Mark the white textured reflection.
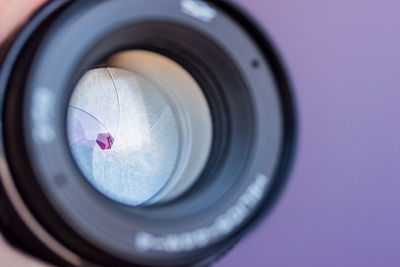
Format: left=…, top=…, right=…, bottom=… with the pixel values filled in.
left=67, top=68, right=179, bottom=206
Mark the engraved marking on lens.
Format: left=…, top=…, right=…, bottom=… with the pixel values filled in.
left=31, top=87, right=56, bottom=143
left=181, top=0, right=217, bottom=22
left=135, top=173, right=270, bottom=252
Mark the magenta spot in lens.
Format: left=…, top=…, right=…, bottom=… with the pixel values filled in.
left=96, top=133, right=114, bottom=150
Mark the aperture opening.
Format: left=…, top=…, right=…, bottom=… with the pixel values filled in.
left=67, top=50, right=213, bottom=206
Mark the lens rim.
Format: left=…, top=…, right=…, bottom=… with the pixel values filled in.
left=0, top=0, right=297, bottom=266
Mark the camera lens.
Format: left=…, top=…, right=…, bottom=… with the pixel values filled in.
left=67, top=51, right=213, bottom=206
left=0, top=0, right=296, bottom=266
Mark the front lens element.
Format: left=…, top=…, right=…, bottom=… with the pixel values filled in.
left=67, top=51, right=213, bottom=206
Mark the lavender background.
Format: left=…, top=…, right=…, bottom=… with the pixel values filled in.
left=218, top=0, right=400, bottom=266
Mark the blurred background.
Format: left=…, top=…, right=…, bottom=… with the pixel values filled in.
left=1, top=0, right=399, bottom=266
left=218, top=0, right=400, bottom=266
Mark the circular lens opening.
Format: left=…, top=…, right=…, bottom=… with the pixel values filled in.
left=67, top=50, right=213, bottom=206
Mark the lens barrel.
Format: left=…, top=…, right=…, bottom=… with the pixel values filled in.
left=0, top=0, right=296, bottom=266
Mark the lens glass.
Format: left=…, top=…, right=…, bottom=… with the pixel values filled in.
left=67, top=51, right=212, bottom=206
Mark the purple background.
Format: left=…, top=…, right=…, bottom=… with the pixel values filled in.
left=218, top=0, right=400, bottom=266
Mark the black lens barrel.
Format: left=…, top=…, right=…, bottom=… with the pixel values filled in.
left=0, top=1, right=296, bottom=266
